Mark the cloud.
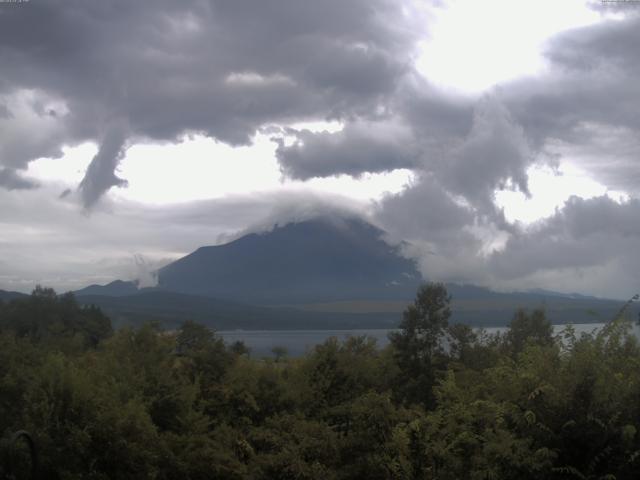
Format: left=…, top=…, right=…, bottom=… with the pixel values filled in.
left=373, top=10, right=640, bottom=295
left=397, top=74, right=475, bottom=137
left=1, top=0, right=639, bottom=300
left=438, top=96, right=532, bottom=222
left=375, top=174, right=475, bottom=247
left=275, top=120, right=420, bottom=179
left=275, top=89, right=534, bottom=232
left=0, top=104, right=12, bottom=119
left=0, top=168, right=39, bottom=190
left=487, top=195, right=640, bottom=297
left=0, top=89, right=70, bottom=170
left=78, top=124, right=129, bottom=208
left=132, top=254, right=159, bottom=288
left=0, top=0, right=423, bottom=204
left=373, top=172, right=503, bottom=287
left=541, top=122, right=640, bottom=194
left=0, top=183, right=370, bottom=292
left=504, top=12, right=640, bottom=193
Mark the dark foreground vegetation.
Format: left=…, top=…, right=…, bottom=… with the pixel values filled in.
left=1, top=285, right=639, bottom=479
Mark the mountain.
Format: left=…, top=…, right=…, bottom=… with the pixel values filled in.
left=524, top=288, right=600, bottom=300
left=75, top=280, right=142, bottom=297
left=284, top=283, right=640, bottom=327
left=0, top=289, right=29, bottom=302
left=71, top=216, right=640, bottom=329
left=157, top=216, right=421, bottom=304
left=77, top=291, right=398, bottom=331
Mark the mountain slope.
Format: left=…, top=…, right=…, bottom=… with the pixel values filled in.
left=75, top=280, right=141, bottom=297
left=78, top=291, right=398, bottom=330
left=0, top=289, right=29, bottom=302
left=157, top=216, right=421, bottom=304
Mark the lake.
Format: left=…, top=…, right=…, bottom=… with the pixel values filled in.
left=218, top=322, right=640, bottom=358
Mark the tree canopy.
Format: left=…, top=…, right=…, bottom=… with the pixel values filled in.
left=1, top=284, right=639, bottom=479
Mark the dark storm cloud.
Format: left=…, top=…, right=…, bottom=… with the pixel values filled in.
left=2, top=0, right=640, bottom=297
left=351, top=93, right=531, bottom=249
left=0, top=104, right=12, bottom=119
left=504, top=12, right=640, bottom=193
left=546, top=10, right=640, bottom=73
left=0, top=90, right=70, bottom=171
left=437, top=97, right=532, bottom=223
left=374, top=174, right=476, bottom=249
left=398, top=77, right=474, bottom=139
left=277, top=86, right=533, bottom=233
left=79, top=124, right=129, bottom=208
left=0, top=0, right=530, bottom=219
left=0, top=0, right=418, bottom=206
left=274, top=75, right=477, bottom=181
left=275, top=121, right=421, bottom=179
left=489, top=195, right=640, bottom=280
left=0, top=168, right=38, bottom=190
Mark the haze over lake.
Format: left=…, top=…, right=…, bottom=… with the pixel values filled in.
left=218, top=322, right=640, bottom=357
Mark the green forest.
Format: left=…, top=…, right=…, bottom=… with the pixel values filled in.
left=1, top=284, right=640, bottom=479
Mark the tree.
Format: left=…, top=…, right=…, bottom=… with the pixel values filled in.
left=505, top=308, right=554, bottom=355
left=0, top=287, right=112, bottom=349
left=229, top=340, right=250, bottom=357
left=389, top=282, right=451, bottom=408
left=175, top=320, right=232, bottom=386
left=176, top=320, right=216, bottom=355
left=447, top=323, right=476, bottom=363
left=271, top=346, right=288, bottom=362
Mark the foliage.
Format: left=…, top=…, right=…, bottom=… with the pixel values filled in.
left=0, top=285, right=639, bottom=479
left=0, top=286, right=112, bottom=351
left=506, top=308, right=555, bottom=355
left=389, top=282, right=451, bottom=408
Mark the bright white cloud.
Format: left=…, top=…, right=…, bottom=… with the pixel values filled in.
left=27, top=132, right=414, bottom=206
left=495, top=162, right=629, bottom=224
left=416, top=0, right=601, bottom=94
left=27, top=143, right=96, bottom=186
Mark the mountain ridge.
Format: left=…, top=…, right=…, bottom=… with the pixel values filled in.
left=156, top=216, right=421, bottom=304
left=0, top=289, right=29, bottom=302
left=66, top=216, right=639, bottom=329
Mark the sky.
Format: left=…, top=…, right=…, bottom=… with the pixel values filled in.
left=0, top=0, right=639, bottom=299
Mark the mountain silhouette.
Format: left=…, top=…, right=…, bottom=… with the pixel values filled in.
left=0, top=289, right=28, bottom=302
left=74, top=279, right=142, bottom=297
left=157, top=216, right=422, bottom=304
left=69, top=216, right=639, bottom=329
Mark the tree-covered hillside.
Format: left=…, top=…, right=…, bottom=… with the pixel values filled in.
left=0, top=285, right=639, bottom=479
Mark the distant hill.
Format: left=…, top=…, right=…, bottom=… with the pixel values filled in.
left=76, top=286, right=639, bottom=330
left=0, top=289, right=28, bottom=302
left=283, top=283, right=640, bottom=327
left=524, top=288, right=600, bottom=301
left=77, top=291, right=398, bottom=330
left=75, top=280, right=142, bottom=297
left=157, top=216, right=421, bottom=304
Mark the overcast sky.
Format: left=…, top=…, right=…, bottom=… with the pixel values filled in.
left=1, top=0, right=639, bottom=299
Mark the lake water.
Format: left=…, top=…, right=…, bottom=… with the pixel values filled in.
left=218, top=322, right=640, bottom=358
